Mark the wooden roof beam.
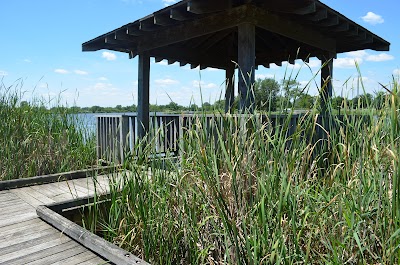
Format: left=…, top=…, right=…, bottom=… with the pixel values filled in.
left=154, top=12, right=175, bottom=26
left=318, top=15, right=339, bottom=27
left=198, top=30, right=233, bottom=51
left=140, top=16, right=161, bottom=31
left=170, top=8, right=194, bottom=21
left=252, top=6, right=336, bottom=53
left=137, top=5, right=336, bottom=54
left=137, top=5, right=251, bottom=53
left=187, top=0, right=232, bottom=14
left=331, top=22, right=349, bottom=32
left=126, top=24, right=144, bottom=36
left=290, top=2, right=316, bottom=15
left=114, top=30, right=137, bottom=41
left=306, top=9, right=328, bottom=22
left=168, top=59, right=177, bottom=65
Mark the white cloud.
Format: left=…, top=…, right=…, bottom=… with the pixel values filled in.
left=162, top=0, right=177, bottom=6
left=74, top=70, right=89, bottom=75
left=86, top=83, right=118, bottom=94
left=102, top=51, right=117, bottom=61
left=192, top=80, right=218, bottom=89
left=154, top=78, right=180, bottom=87
left=206, top=68, right=220, bottom=72
left=54, top=69, right=69, bottom=74
left=393, top=69, right=400, bottom=76
left=334, top=57, right=363, bottom=68
left=99, top=77, right=108, bottom=81
left=361, top=12, right=384, bottom=25
left=0, top=70, right=8, bottom=76
left=347, top=50, right=369, bottom=58
left=333, top=51, right=394, bottom=68
left=366, top=53, right=394, bottom=62
left=305, top=59, right=321, bottom=68
left=255, top=73, right=275, bottom=80
left=24, top=59, right=32, bottom=63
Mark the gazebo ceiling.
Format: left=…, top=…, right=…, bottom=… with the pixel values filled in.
left=82, top=0, right=390, bottom=70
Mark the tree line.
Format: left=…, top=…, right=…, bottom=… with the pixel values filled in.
left=59, top=78, right=389, bottom=113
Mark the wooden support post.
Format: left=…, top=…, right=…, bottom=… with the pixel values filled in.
left=238, top=23, right=256, bottom=113
left=320, top=52, right=335, bottom=114
left=138, top=53, right=150, bottom=140
left=225, top=66, right=235, bottom=113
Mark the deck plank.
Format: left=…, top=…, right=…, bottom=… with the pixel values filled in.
left=79, top=256, right=112, bottom=265
left=10, top=188, right=45, bottom=207
left=30, top=183, right=65, bottom=198
left=53, top=181, right=89, bottom=198
left=0, top=212, right=37, bottom=228
left=51, top=250, right=99, bottom=265
left=0, top=218, right=45, bottom=238
left=13, top=186, right=56, bottom=205
left=0, top=174, right=112, bottom=264
left=5, top=240, right=79, bottom=265
left=0, top=234, right=71, bottom=264
left=0, top=227, right=56, bottom=249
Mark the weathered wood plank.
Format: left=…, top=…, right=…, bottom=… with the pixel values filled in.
left=51, top=251, right=99, bottom=265
left=37, top=205, right=149, bottom=265
left=0, top=202, right=34, bottom=216
left=51, top=181, right=88, bottom=198
left=0, top=218, right=44, bottom=238
left=79, top=256, right=112, bottom=265
left=30, top=183, right=65, bottom=198
left=10, top=188, right=46, bottom=207
left=0, top=191, right=19, bottom=202
left=5, top=240, right=79, bottom=265
left=0, top=227, right=55, bottom=249
left=0, top=233, right=71, bottom=264
left=0, top=198, right=26, bottom=209
left=0, top=227, right=57, bottom=251
left=0, top=212, right=37, bottom=228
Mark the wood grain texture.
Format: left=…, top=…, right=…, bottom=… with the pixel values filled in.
left=0, top=175, right=112, bottom=264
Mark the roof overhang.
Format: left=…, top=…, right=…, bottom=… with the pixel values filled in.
left=83, top=0, right=390, bottom=69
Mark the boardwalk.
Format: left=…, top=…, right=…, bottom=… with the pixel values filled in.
left=0, top=175, right=111, bottom=264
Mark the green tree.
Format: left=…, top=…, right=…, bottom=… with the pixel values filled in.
left=374, top=91, right=387, bottom=110
left=331, top=96, right=345, bottom=110
left=254, top=78, right=280, bottom=111
left=281, top=79, right=301, bottom=108
left=294, top=94, right=315, bottom=109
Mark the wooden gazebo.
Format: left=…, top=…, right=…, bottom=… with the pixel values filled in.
left=83, top=0, right=390, bottom=138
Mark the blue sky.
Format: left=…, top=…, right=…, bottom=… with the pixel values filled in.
left=1, top=0, right=399, bottom=107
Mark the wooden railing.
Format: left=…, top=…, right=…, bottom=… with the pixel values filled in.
left=96, top=114, right=181, bottom=163
left=96, top=113, right=351, bottom=164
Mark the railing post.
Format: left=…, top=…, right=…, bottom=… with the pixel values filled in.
left=119, top=115, right=130, bottom=164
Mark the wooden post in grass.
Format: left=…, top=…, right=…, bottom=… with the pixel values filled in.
left=238, top=23, right=256, bottom=113
left=137, top=53, right=150, bottom=140
left=320, top=52, right=335, bottom=114
left=225, top=65, right=235, bottom=113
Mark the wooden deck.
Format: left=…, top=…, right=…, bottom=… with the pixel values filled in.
left=0, top=175, right=112, bottom=264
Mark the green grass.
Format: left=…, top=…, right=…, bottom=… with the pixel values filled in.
left=86, top=76, right=400, bottom=264
left=0, top=79, right=96, bottom=181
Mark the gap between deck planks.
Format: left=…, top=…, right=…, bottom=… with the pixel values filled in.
left=0, top=174, right=112, bottom=264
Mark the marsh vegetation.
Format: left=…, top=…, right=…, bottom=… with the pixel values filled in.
left=0, top=79, right=96, bottom=181
left=84, top=75, right=400, bottom=264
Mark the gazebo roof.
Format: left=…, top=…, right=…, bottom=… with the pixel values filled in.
left=82, top=0, right=390, bottom=70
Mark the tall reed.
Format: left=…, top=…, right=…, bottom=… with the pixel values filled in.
left=0, top=79, right=96, bottom=180
left=88, top=76, right=399, bottom=264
